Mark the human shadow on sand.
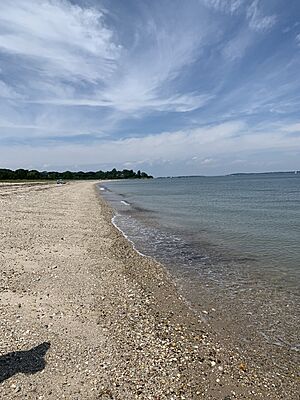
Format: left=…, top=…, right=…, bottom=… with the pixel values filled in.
left=0, top=342, right=50, bottom=383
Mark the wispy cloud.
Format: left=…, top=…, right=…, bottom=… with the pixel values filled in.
left=281, top=123, right=300, bottom=133
left=246, top=0, right=277, bottom=32
left=202, top=0, right=246, bottom=15
left=203, top=0, right=277, bottom=32
left=32, top=92, right=214, bottom=113
left=0, top=0, right=214, bottom=114
left=0, top=0, right=120, bottom=81
left=0, top=80, right=23, bottom=99
left=222, top=29, right=254, bottom=61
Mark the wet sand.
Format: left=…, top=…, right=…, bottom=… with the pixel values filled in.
left=0, top=181, right=298, bottom=399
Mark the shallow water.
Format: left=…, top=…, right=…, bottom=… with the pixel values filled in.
left=99, top=173, right=300, bottom=371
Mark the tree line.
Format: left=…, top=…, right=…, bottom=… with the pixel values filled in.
left=0, top=168, right=153, bottom=181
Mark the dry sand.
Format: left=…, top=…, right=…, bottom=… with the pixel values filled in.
left=0, top=181, right=297, bottom=399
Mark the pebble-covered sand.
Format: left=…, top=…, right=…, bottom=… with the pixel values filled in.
left=0, top=181, right=298, bottom=399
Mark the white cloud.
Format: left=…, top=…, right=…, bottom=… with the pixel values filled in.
left=203, top=0, right=277, bottom=32
left=296, top=33, right=300, bottom=46
left=0, top=0, right=120, bottom=82
left=78, top=5, right=215, bottom=113
left=0, top=0, right=214, bottom=114
left=222, top=29, right=254, bottom=60
left=1, top=120, right=300, bottom=175
left=32, top=92, right=214, bottom=113
left=200, top=158, right=214, bottom=164
left=204, top=0, right=277, bottom=65
left=246, top=0, right=276, bottom=32
left=281, top=123, right=300, bottom=133
left=1, top=120, right=300, bottom=172
left=0, top=80, right=23, bottom=99
left=202, top=0, right=245, bottom=14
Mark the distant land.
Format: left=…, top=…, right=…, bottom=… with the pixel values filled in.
left=157, top=171, right=299, bottom=179
left=229, top=171, right=299, bottom=176
left=0, top=168, right=153, bottom=181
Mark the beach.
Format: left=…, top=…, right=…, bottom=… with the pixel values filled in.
left=0, top=181, right=298, bottom=399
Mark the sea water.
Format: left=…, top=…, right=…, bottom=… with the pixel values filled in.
left=99, top=173, right=300, bottom=370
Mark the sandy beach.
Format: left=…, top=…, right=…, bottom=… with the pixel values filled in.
left=0, top=181, right=297, bottom=399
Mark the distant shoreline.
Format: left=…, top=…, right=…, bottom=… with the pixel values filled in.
left=157, top=170, right=300, bottom=178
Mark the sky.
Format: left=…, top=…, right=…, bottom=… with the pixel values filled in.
left=0, top=0, right=300, bottom=176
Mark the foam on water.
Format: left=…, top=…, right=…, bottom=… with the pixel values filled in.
left=111, top=214, right=146, bottom=257
left=120, top=200, right=130, bottom=206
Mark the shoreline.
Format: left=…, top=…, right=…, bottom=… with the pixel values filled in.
left=111, top=214, right=146, bottom=258
left=0, top=181, right=297, bottom=399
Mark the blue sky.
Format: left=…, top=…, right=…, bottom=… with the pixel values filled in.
left=0, top=0, right=299, bottom=176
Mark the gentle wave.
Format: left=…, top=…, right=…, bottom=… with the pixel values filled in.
left=120, top=200, right=130, bottom=206
left=111, top=214, right=146, bottom=257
